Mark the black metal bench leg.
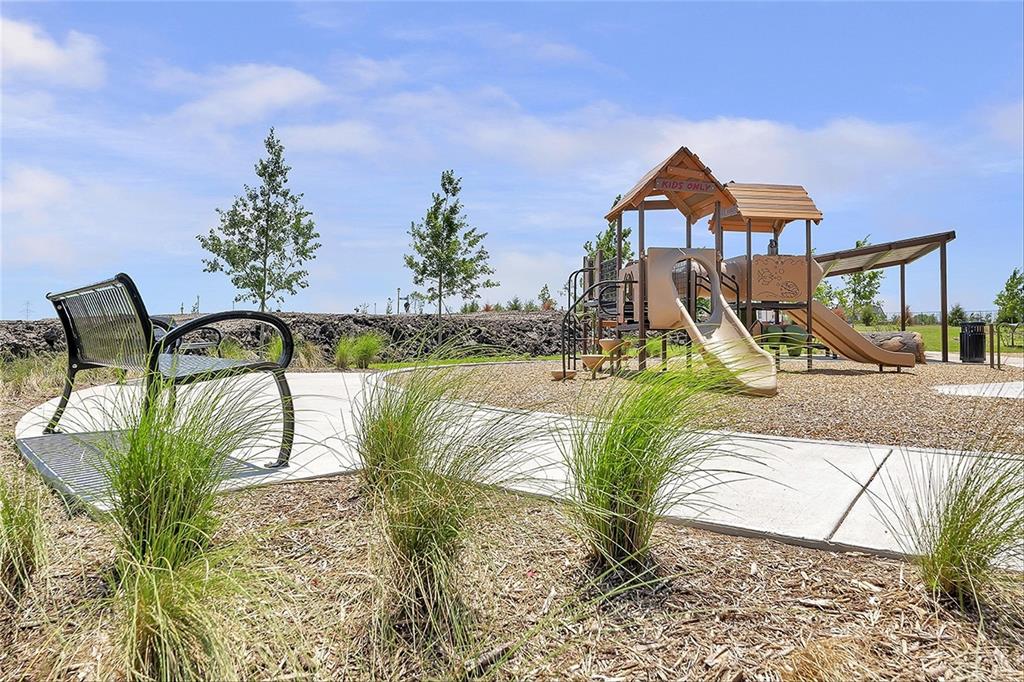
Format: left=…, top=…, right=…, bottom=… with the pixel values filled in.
left=44, top=369, right=77, bottom=434
left=266, top=368, right=294, bottom=468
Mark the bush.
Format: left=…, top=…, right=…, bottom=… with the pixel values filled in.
left=560, top=366, right=742, bottom=576
left=334, top=336, right=356, bottom=369
left=95, top=371, right=282, bottom=678
left=353, top=332, right=385, bottom=369
left=867, top=447, right=1024, bottom=610
left=355, top=364, right=536, bottom=648
left=0, top=471, right=46, bottom=601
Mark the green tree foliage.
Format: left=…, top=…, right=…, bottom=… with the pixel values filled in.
left=584, top=194, right=634, bottom=263
left=814, top=279, right=841, bottom=308
left=948, top=303, right=967, bottom=326
left=404, top=170, right=498, bottom=323
left=839, top=236, right=884, bottom=317
left=994, top=268, right=1024, bottom=323
left=538, top=284, right=556, bottom=310
left=198, top=128, right=320, bottom=311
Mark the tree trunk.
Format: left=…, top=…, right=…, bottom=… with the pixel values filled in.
left=437, top=272, right=443, bottom=347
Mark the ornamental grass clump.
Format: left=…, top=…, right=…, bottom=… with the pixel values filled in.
left=92, top=371, right=283, bottom=679
left=334, top=336, right=356, bottom=369
left=868, top=446, right=1024, bottom=611
left=0, top=471, right=46, bottom=602
left=354, top=362, right=538, bottom=653
left=560, top=365, right=743, bottom=576
left=353, top=332, right=385, bottom=369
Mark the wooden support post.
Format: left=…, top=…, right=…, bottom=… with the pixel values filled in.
left=638, top=205, right=647, bottom=370
left=805, top=219, right=813, bottom=370
left=746, top=217, right=753, bottom=329
left=686, top=215, right=694, bottom=317
left=940, top=241, right=948, bottom=362
left=899, top=263, right=906, bottom=331
left=661, top=335, right=668, bottom=371
left=615, top=216, right=623, bottom=343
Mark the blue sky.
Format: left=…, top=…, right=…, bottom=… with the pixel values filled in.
left=2, top=1, right=1022, bottom=319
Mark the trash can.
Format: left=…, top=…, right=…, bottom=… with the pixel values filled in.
left=959, top=322, right=986, bottom=363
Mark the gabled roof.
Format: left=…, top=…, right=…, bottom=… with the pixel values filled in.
left=814, top=231, right=956, bottom=277
left=605, top=146, right=736, bottom=222
left=709, top=182, right=823, bottom=234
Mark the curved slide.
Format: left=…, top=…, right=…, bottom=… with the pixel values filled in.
left=647, top=248, right=777, bottom=396
left=788, top=301, right=915, bottom=368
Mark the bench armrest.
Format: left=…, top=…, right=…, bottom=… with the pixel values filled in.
left=158, top=311, right=293, bottom=369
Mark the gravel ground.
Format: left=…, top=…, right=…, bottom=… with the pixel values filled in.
left=434, top=358, right=1024, bottom=454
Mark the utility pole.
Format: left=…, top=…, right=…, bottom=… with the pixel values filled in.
left=22, top=300, right=32, bottom=319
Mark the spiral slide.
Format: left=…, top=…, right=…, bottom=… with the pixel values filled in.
left=646, top=248, right=778, bottom=396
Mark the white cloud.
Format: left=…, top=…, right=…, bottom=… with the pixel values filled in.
left=334, top=55, right=408, bottom=88
left=162, top=64, right=328, bottom=129
left=1, top=165, right=72, bottom=219
left=392, top=23, right=595, bottom=66
left=0, top=17, right=105, bottom=88
left=982, top=99, right=1024, bottom=151
left=485, top=249, right=579, bottom=305
left=279, top=119, right=385, bottom=155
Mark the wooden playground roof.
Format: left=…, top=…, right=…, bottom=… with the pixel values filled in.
left=815, top=230, right=956, bottom=277
left=710, top=182, right=823, bottom=234
left=605, top=146, right=735, bottom=223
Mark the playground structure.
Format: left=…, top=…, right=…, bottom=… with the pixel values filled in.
left=559, top=146, right=957, bottom=394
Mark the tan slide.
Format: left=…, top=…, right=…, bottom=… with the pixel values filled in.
left=788, top=301, right=915, bottom=369
left=647, top=248, right=777, bottom=396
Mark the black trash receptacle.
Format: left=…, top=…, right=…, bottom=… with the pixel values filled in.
left=959, top=322, right=986, bottom=363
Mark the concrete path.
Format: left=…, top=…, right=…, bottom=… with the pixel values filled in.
left=924, top=350, right=1024, bottom=367
left=933, top=381, right=1024, bottom=399
left=14, top=369, right=1022, bottom=560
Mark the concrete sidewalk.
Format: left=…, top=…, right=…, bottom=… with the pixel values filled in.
left=14, top=370, right=1022, bottom=560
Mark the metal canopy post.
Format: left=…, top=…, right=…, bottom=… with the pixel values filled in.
left=686, top=216, right=693, bottom=316
left=615, top=215, right=623, bottom=342
left=899, top=263, right=906, bottom=331
left=805, top=219, right=813, bottom=370
left=638, top=205, right=647, bottom=370
left=746, top=217, right=753, bottom=328
left=940, top=241, right=948, bottom=362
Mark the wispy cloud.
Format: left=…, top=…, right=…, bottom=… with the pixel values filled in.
left=279, top=119, right=386, bottom=155
left=1, top=16, right=106, bottom=88
left=156, top=64, right=329, bottom=129
left=391, top=22, right=598, bottom=67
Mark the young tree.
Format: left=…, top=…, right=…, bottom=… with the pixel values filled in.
left=404, top=170, right=498, bottom=332
left=198, top=128, right=320, bottom=311
left=949, top=303, right=967, bottom=326
left=994, top=267, right=1024, bottom=324
left=584, top=195, right=634, bottom=263
left=538, top=284, right=556, bottom=311
left=840, top=236, right=884, bottom=317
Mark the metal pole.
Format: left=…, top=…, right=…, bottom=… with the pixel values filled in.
left=899, top=264, right=906, bottom=331
left=686, top=215, right=694, bottom=317
left=746, top=217, right=753, bottom=328
left=805, top=219, right=813, bottom=370
left=638, top=205, right=647, bottom=370
left=940, top=241, right=948, bottom=362
left=615, top=216, right=623, bottom=272
left=397, top=287, right=401, bottom=314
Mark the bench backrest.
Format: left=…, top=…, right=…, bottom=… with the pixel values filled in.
left=47, top=274, right=155, bottom=371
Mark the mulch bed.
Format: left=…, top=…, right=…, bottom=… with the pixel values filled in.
left=432, top=359, right=1024, bottom=455
left=2, top=368, right=1023, bottom=680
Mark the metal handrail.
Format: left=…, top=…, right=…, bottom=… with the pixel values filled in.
left=560, top=279, right=628, bottom=380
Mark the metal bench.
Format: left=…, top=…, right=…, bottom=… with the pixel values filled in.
left=43, top=273, right=295, bottom=468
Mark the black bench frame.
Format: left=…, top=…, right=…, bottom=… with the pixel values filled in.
left=44, top=273, right=295, bottom=468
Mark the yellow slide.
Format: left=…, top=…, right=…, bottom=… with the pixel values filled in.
left=788, top=301, right=915, bottom=369
left=647, top=248, right=778, bottom=396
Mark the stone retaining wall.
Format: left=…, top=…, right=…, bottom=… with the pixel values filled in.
left=0, top=312, right=566, bottom=360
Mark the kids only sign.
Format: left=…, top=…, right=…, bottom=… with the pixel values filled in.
left=653, top=177, right=715, bottom=194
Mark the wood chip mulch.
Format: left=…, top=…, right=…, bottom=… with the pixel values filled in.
left=437, top=359, right=1024, bottom=455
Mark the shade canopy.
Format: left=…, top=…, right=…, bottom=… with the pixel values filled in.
left=605, top=146, right=735, bottom=223
left=708, top=182, right=822, bottom=234
left=814, top=231, right=956, bottom=277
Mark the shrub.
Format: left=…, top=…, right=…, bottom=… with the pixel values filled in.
left=353, top=332, right=385, bottom=369
left=560, top=366, right=742, bottom=576
left=867, top=447, right=1024, bottom=610
left=355, top=364, right=535, bottom=648
left=949, top=303, right=967, bottom=327
left=334, top=336, right=356, bottom=369
left=90, top=371, right=282, bottom=679
left=218, top=337, right=251, bottom=360
left=0, top=471, right=46, bottom=601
